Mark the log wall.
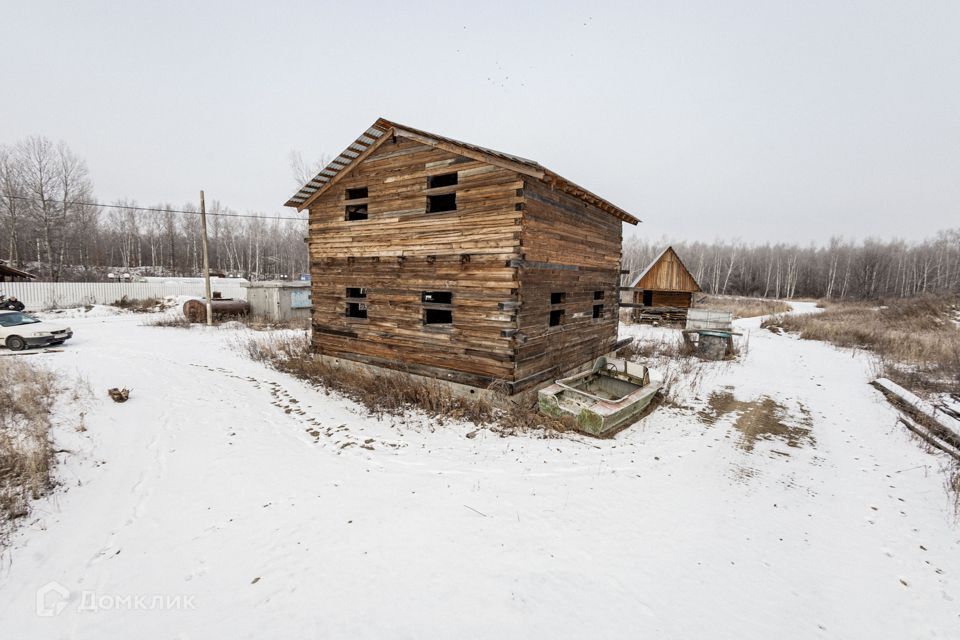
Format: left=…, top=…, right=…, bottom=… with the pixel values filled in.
left=307, top=136, right=520, bottom=387
left=306, top=136, right=626, bottom=393
left=513, top=179, right=623, bottom=391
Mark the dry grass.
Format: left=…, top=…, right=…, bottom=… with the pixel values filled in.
left=698, top=295, right=792, bottom=319
left=236, top=315, right=310, bottom=332
left=110, top=296, right=167, bottom=313
left=148, top=315, right=194, bottom=328
left=240, top=333, right=576, bottom=436
left=0, top=358, right=62, bottom=539
left=618, top=332, right=693, bottom=360
left=616, top=333, right=718, bottom=405
left=767, top=296, right=960, bottom=512
left=764, top=295, right=960, bottom=395
left=148, top=313, right=309, bottom=331
left=949, top=468, right=960, bottom=516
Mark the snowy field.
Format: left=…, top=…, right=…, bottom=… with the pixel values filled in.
left=1, top=303, right=958, bottom=639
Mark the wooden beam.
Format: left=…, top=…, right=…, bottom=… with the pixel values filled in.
left=509, top=258, right=581, bottom=271
left=392, top=127, right=546, bottom=181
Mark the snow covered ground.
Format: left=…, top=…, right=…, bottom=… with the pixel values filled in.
left=1, top=303, right=957, bottom=639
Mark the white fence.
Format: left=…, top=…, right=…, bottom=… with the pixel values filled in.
left=1, top=281, right=247, bottom=310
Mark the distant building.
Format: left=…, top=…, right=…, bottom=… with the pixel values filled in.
left=627, top=247, right=701, bottom=325
left=0, top=261, right=36, bottom=283
left=287, top=117, right=640, bottom=394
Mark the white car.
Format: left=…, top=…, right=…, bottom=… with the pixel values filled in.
left=0, top=310, right=73, bottom=351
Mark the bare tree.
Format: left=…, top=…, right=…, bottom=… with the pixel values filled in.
left=288, top=150, right=330, bottom=188
left=0, top=145, right=25, bottom=264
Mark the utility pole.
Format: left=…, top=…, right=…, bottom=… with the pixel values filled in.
left=199, top=190, right=213, bottom=326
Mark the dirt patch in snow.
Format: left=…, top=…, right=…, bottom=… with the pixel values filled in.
left=700, top=391, right=815, bottom=453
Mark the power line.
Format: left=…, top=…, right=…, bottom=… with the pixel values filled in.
left=3, top=194, right=306, bottom=222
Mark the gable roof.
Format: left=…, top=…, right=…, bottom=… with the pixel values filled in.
left=0, top=261, right=36, bottom=280
left=284, top=117, right=640, bottom=225
left=630, top=246, right=701, bottom=292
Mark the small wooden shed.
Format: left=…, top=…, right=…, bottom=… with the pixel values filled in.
left=0, top=261, right=36, bottom=283
left=626, top=247, right=701, bottom=325
left=286, top=117, right=640, bottom=395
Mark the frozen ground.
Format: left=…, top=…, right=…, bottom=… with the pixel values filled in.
left=0, top=303, right=957, bottom=639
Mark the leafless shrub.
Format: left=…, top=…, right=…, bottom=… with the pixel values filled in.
left=949, top=467, right=960, bottom=517
left=240, top=333, right=575, bottom=436
left=110, top=296, right=165, bottom=313
left=233, top=315, right=310, bottom=332
left=617, top=333, right=714, bottom=404
left=0, top=359, right=61, bottom=539
left=618, top=332, right=692, bottom=360
left=699, top=295, right=792, bottom=319
left=147, top=315, right=193, bottom=329
left=148, top=313, right=309, bottom=332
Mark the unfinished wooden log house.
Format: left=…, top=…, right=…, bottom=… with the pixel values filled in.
left=285, top=118, right=639, bottom=394
left=626, top=246, right=701, bottom=325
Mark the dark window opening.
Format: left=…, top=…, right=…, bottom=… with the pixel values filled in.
left=593, top=304, right=604, bottom=319
left=550, top=292, right=566, bottom=305
left=346, top=302, right=367, bottom=319
left=422, top=291, right=452, bottom=304
left=422, top=291, right=453, bottom=325
left=549, top=309, right=565, bottom=327
left=427, top=193, right=456, bottom=213
left=345, top=187, right=368, bottom=200
left=642, top=290, right=653, bottom=306
left=594, top=290, right=604, bottom=300
left=424, top=308, right=453, bottom=324
left=428, top=173, right=458, bottom=188
left=345, top=204, right=368, bottom=221
left=346, top=287, right=368, bottom=319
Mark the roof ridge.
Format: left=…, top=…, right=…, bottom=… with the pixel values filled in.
left=630, top=246, right=701, bottom=292
left=284, top=118, right=639, bottom=225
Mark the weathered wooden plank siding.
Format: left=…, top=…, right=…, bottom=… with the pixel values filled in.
left=520, top=179, right=623, bottom=269
left=307, top=136, right=521, bottom=385
left=637, top=291, right=693, bottom=308
left=309, top=137, right=523, bottom=258
left=635, top=249, right=699, bottom=292
left=512, top=179, right=623, bottom=390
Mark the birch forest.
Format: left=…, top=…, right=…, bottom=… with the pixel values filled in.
left=0, top=136, right=308, bottom=281
left=2, top=136, right=958, bottom=299
left=623, top=232, right=960, bottom=300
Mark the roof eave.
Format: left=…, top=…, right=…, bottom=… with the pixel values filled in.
left=543, top=171, right=640, bottom=225
left=284, top=117, right=641, bottom=224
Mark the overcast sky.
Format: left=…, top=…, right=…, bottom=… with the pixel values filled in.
left=3, top=1, right=958, bottom=244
